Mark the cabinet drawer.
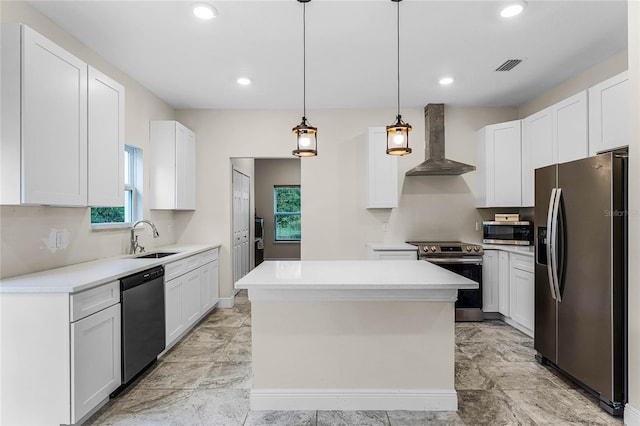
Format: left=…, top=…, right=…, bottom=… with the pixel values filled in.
left=511, top=254, right=534, bottom=273
left=185, top=254, right=200, bottom=271
left=70, top=281, right=120, bottom=322
left=165, top=258, right=187, bottom=281
left=200, top=248, right=218, bottom=265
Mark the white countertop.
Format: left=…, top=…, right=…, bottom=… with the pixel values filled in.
left=483, top=244, right=535, bottom=257
left=0, top=243, right=221, bottom=294
left=235, top=260, right=477, bottom=302
left=366, top=242, right=419, bottom=251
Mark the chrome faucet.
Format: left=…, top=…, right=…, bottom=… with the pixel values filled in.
left=130, top=220, right=160, bottom=254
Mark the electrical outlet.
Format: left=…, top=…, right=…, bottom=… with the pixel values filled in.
left=475, top=222, right=481, bottom=231
left=56, top=231, right=64, bottom=248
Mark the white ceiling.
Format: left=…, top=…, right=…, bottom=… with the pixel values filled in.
left=27, top=0, right=628, bottom=110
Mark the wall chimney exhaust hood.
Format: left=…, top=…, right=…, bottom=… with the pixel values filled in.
left=405, top=104, right=476, bottom=176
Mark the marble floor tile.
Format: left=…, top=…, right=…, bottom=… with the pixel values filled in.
left=387, top=410, right=465, bottom=426
left=455, top=358, right=496, bottom=390
left=135, top=361, right=212, bottom=390
left=317, top=410, right=389, bottom=426
left=244, top=410, right=317, bottom=426
left=479, top=361, right=564, bottom=391
left=217, top=341, right=252, bottom=362
left=457, top=389, right=536, bottom=425
left=231, top=325, right=252, bottom=343
left=198, top=361, right=252, bottom=389
left=161, top=341, right=226, bottom=363
left=204, top=311, right=248, bottom=327
left=85, top=388, right=197, bottom=425
left=184, top=325, right=239, bottom=345
left=505, top=388, right=621, bottom=425
left=188, top=389, right=250, bottom=425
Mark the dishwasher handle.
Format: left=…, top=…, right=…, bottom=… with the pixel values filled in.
left=121, top=266, right=165, bottom=291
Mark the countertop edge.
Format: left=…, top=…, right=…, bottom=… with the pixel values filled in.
left=482, top=244, right=535, bottom=257
left=0, top=243, right=222, bottom=294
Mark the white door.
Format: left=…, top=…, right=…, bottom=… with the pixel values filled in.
left=176, top=124, right=196, bottom=210
left=165, top=277, right=185, bottom=348
left=70, top=303, right=121, bottom=423
left=521, top=108, right=553, bottom=207
left=553, top=91, right=588, bottom=164
left=488, top=120, right=522, bottom=207
left=22, top=26, right=88, bottom=206
left=232, top=169, right=251, bottom=283
left=183, top=269, right=201, bottom=328
left=87, top=66, right=124, bottom=207
left=588, top=71, right=630, bottom=155
left=498, top=251, right=510, bottom=316
left=510, top=268, right=535, bottom=331
left=482, top=250, right=499, bottom=313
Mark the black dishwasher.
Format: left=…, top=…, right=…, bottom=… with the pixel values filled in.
left=119, top=266, right=165, bottom=387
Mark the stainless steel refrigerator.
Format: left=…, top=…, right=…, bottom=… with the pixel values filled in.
left=534, top=151, right=627, bottom=416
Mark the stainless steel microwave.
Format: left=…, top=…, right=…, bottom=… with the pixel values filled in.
left=482, top=221, right=533, bottom=245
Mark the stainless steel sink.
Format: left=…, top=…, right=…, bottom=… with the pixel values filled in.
left=135, top=251, right=179, bottom=259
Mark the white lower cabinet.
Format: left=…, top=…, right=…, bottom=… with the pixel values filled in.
left=165, top=248, right=220, bottom=349
left=509, top=267, right=535, bottom=333
left=482, top=250, right=499, bottom=312
left=71, top=303, right=121, bottom=423
left=498, top=251, right=510, bottom=317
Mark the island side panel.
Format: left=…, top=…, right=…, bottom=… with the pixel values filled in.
left=250, top=300, right=456, bottom=411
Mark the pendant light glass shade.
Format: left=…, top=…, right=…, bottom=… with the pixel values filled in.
left=386, top=0, right=411, bottom=156
left=386, top=115, right=412, bottom=155
left=292, top=116, right=317, bottom=157
left=292, top=0, right=317, bottom=157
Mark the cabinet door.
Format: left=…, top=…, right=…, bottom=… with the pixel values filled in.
left=88, top=66, right=124, bottom=207
left=183, top=269, right=201, bottom=328
left=209, top=260, right=219, bottom=306
left=588, top=71, right=629, bottom=155
left=366, top=127, right=398, bottom=208
left=175, top=123, right=196, bottom=210
left=521, top=108, right=553, bottom=207
left=199, top=262, right=212, bottom=314
left=165, top=276, right=185, bottom=347
left=22, top=26, right=87, bottom=206
left=487, top=120, right=522, bottom=207
left=498, top=251, right=510, bottom=316
left=482, top=251, right=499, bottom=312
left=71, top=303, right=121, bottom=423
left=509, top=268, right=535, bottom=332
left=554, top=91, right=588, bottom=164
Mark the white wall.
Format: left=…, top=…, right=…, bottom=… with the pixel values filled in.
left=254, top=159, right=301, bottom=260
left=0, top=1, right=176, bottom=278
left=626, top=0, right=640, bottom=419
left=174, top=107, right=518, bottom=299
left=518, top=49, right=628, bottom=118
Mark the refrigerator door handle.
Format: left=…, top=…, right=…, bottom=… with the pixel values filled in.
left=551, top=188, right=563, bottom=302
left=546, top=188, right=558, bottom=301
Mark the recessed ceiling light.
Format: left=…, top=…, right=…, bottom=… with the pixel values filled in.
left=439, top=77, right=454, bottom=86
left=237, top=77, right=251, bottom=86
left=193, top=3, right=216, bottom=20
left=500, top=1, right=526, bottom=18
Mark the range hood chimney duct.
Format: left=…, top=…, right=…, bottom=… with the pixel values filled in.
left=405, top=104, right=476, bottom=176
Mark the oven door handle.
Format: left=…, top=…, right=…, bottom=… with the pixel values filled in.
left=424, top=258, right=483, bottom=265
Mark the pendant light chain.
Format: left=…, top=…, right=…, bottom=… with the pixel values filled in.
left=303, top=1, right=307, bottom=118
left=396, top=0, right=400, bottom=118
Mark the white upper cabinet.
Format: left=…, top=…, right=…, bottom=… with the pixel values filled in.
left=150, top=120, right=197, bottom=210
left=365, top=127, right=398, bottom=208
left=588, top=71, right=630, bottom=155
left=520, top=91, right=588, bottom=207
left=88, top=66, right=125, bottom=207
left=554, top=91, right=589, bottom=164
left=476, top=120, right=522, bottom=207
left=1, top=24, right=87, bottom=206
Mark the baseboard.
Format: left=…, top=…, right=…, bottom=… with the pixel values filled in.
left=625, top=403, right=640, bottom=425
left=216, top=296, right=235, bottom=308
left=503, top=316, right=534, bottom=338
left=249, top=388, right=457, bottom=411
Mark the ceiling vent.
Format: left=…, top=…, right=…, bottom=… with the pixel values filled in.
left=495, top=59, right=522, bottom=71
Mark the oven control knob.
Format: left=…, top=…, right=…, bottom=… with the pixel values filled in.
left=466, top=246, right=472, bottom=252
left=430, top=246, right=437, bottom=252
left=423, top=247, right=429, bottom=252
left=474, top=246, right=480, bottom=252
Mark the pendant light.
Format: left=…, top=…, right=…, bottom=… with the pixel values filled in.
left=292, top=0, right=318, bottom=157
left=386, top=0, right=412, bottom=156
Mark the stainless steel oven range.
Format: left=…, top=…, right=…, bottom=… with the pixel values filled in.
left=407, top=241, right=484, bottom=322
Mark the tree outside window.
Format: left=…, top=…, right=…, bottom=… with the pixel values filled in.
left=274, top=186, right=301, bottom=241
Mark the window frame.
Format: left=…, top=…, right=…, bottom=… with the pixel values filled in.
left=90, top=144, right=143, bottom=230
left=273, top=185, right=301, bottom=242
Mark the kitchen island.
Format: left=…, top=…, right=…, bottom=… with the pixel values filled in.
left=235, top=260, right=477, bottom=412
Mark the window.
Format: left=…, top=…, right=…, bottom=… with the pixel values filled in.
left=274, top=185, right=301, bottom=241
left=91, top=145, right=142, bottom=227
